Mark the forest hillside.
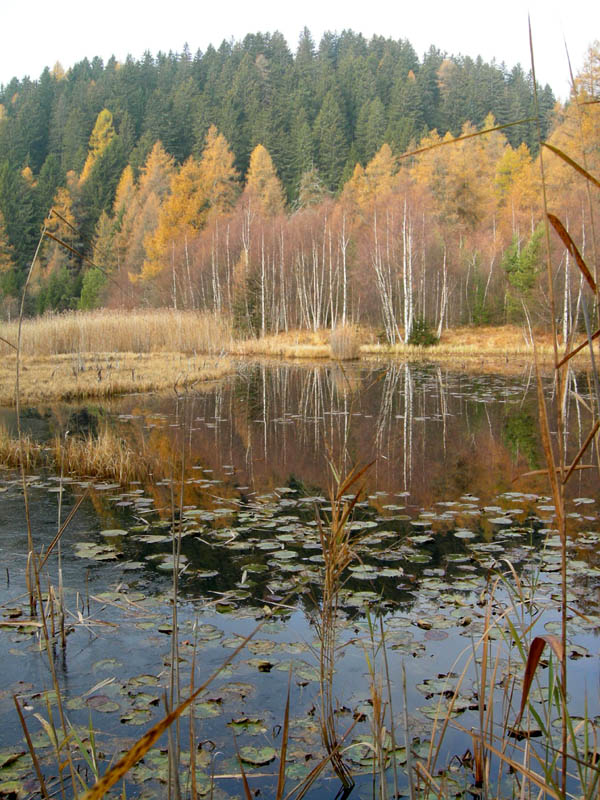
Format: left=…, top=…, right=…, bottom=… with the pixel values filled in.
left=0, top=30, right=597, bottom=341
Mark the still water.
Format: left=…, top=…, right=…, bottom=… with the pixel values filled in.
left=0, top=361, right=598, bottom=798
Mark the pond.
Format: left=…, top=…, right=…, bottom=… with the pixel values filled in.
left=1, top=361, right=599, bottom=799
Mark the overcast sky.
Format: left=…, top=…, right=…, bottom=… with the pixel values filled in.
left=1, top=0, right=598, bottom=99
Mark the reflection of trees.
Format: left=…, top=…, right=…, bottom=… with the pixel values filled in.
left=75, top=362, right=596, bottom=511
left=504, top=409, right=539, bottom=469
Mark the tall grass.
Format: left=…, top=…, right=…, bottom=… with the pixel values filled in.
left=315, top=462, right=372, bottom=790
left=329, top=325, right=361, bottom=360
left=0, top=309, right=231, bottom=356
left=0, top=425, right=162, bottom=482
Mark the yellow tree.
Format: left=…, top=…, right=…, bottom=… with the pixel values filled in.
left=110, top=143, right=176, bottom=285
left=198, top=125, right=239, bottom=215
left=342, top=143, right=397, bottom=217
left=341, top=163, right=367, bottom=211
left=113, top=165, right=136, bottom=223
left=80, top=109, right=115, bottom=183
left=21, top=166, right=36, bottom=188
left=495, top=142, right=540, bottom=239
left=0, top=210, right=15, bottom=274
left=245, top=144, right=285, bottom=217
left=44, top=184, right=78, bottom=269
left=137, top=141, right=175, bottom=201
left=364, top=143, right=396, bottom=201
left=140, top=156, right=205, bottom=284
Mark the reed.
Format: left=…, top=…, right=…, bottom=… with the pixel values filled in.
left=230, top=328, right=331, bottom=358
left=314, top=462, right=372, bottom=790
left=0, top=309, right=232, bottom=357
left=0, top=424, right=160, bottom=482
left=329, top=324, right=361, bottom=360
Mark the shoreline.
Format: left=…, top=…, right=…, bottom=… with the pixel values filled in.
left=0, top=315, right=591, bottom=405
left=0, top=347, right=583, bottom=406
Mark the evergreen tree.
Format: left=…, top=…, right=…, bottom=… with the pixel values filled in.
left=0, top=209, right=16, bottom=299
left=313, top=90, right=349, bottom=191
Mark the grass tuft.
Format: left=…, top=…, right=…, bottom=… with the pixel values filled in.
left=329, top=325, right=361, bottom=360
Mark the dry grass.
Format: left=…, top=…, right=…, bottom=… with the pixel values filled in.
left=0, top=311, right=581, bottom=367
left=329, top=325, right=361, bottom=360
left=231, top=328, right=331, bottom=358
left=0, top=426, right=46, bottom=470
left=0, top=312, right=592, bottom=406
left=0, top=425, right=157, bottom=482
left=362, top=325, right=557, bottom=358
left=0, top=309, right=232, bottom=356
left=0, top=352, right=233, bottom=405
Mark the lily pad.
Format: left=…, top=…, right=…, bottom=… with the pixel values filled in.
left=238, top=745, right=277, bottom=766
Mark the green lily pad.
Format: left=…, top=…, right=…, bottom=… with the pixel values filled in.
left=227, top=717, right=267, bottom=735
left=238, top=746, right=277, bottom=766
left=86, top=695, right=120, bottom=713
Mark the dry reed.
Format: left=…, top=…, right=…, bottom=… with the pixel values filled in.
left=329, top=325, right=361, bottom=360
left=231, top=328, right=331, bottom=359
left=0, top=309, right=232, bottom=357
left=0, top=425, right=159, bottom=482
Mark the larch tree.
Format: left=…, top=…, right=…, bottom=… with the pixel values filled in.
left=115, top=143, right=175, bottom=279
left=139, top=153, right=212, bottom=308
left=197, top=125, right=239, bottom=215
left=245, top=144, right=285, bottom=217
left=80, top=109, right=116, bottom=183
left=364, top=143, right=396, bottom=203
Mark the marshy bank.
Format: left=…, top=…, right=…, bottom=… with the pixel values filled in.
left=0, top=310, right=588, bottom=405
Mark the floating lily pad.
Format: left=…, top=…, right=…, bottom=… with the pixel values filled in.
left=227, top=717, right=267, bottom=735
left=238, top=746, right=277, bottom=766
left=86, top=695, right=120, bottom=713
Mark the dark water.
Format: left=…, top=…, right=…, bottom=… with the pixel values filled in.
left=1, top=362, right=598, bottom=798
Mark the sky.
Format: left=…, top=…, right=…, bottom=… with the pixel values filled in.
left=1, top=0, right=598, bottom=99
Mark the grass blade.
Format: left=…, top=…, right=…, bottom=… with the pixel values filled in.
left=547, top=213, right=596, bottom=293
left=14, top=695, right=50, bottom=800
left=276, top=668, right=293, bottom=800
left=556, top=327, right=600, bottom=368
left=515, top=635, right=564, bottom=727
left=542, top=143, right=600, bottom=191
left=562, top=419, right=600, bottom=484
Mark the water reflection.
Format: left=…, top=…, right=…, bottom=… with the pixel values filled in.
left=83, top=362, right=594, bottom=510
left=1, top=362, right=598, bottom=799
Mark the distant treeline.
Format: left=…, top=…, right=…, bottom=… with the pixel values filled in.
left=2, top=32, right=596, bottom=342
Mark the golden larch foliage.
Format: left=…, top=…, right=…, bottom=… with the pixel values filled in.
left=80, top=109, right=115, bottom=183
left=138, top=141, right=175, bottom=200
left=198, top=125, right=239, bottom=214
left=140, top=156, right=205, bottom=281
left=245, top=144, right=285, bottom=216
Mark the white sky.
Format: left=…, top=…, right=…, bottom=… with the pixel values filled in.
left=1, top=0, right=598, bottom=99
